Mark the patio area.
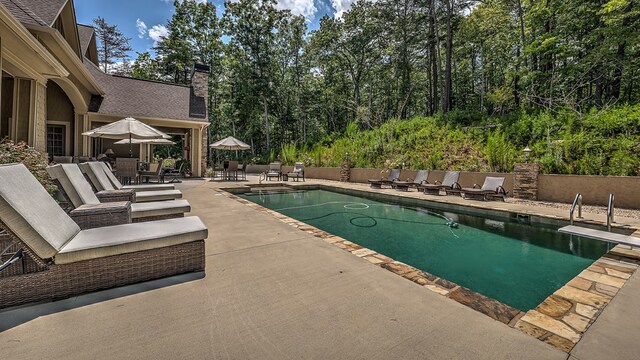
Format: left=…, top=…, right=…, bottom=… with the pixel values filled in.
left=1, top=176, right=639, bottom=359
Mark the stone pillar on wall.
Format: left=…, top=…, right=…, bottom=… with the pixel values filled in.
left=340, top=154, right=352, bottom=182
left=513, top=163, right=540, bottom=200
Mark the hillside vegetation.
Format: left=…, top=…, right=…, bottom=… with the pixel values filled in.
left=284, top=106, right=640, bottom=176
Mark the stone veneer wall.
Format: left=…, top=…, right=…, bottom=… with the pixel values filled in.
left=340, top=161, right=351, bottom=182
left=513, top=163, right=540, bottom=200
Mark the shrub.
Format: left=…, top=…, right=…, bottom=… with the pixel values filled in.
left=0, top=139, right=57, bottom=195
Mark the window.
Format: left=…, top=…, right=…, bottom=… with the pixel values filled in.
left=47, top=125, right=65, bottom=156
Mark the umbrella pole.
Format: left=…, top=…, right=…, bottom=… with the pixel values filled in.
left=129, top=133, right=132, bottom=158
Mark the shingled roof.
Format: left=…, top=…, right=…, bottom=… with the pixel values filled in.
left=85, top=61, right=207, bottom=122
left=0, top=0, right=67, bottom=26
left=77, top=24, right=93, bottom=55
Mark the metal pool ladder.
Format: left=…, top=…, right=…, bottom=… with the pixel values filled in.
left=607, top=193, right=615, bottom=232
left=569, top=193, right=582, bottom=225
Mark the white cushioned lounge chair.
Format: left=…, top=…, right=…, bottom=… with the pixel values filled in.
left=80, top=162, right=182, bottom=202
left=0, top=163, right=207, bottom=309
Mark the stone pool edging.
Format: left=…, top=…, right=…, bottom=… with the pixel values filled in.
left=220, top=187, right=640, bottom=353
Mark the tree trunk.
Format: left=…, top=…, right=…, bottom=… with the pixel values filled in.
left=429, top=0, right=439, bottom=114
left=595, top=0, right=605, bottom=108
left=263, top=96, right=270, bottom=152
left=442, top=0, right=453, bottom=113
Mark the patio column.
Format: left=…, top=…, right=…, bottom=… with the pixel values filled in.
left=32, top=81, right=47, bottom=152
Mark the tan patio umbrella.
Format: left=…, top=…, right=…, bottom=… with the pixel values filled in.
left=82, top=117, right=170, bottom=157
left=209, top=136, right=251, bottom=150
left=113, top=138, right=176, bottom=145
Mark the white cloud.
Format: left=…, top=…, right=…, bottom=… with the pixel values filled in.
left=275, top=0, right=317, bottom=19
left=161, top=0, right=208, bottom=3
left=330, top=0, right=356, bottom=19
left=148, top=24, right=169, bottom=45
left=136, top=19, right=147, bottom=39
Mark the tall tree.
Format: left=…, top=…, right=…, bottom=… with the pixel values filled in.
left=93, top=17, right=132, bottom=73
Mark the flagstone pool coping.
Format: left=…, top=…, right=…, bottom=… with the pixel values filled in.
left=220, top=184, right=640, bottom=353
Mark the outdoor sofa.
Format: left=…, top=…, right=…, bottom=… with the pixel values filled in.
left=80, top=162, right=181, bottom=203
left=0, top=163, right=207, bottom=309
left=462, top=176, right=508, bottom=201
left=419, top=171, right=461, bottom=195
left=393, top=170, right=429, bottom=191
left=368, top=169, right=400, bottom=188
left=47, top=164, right=190, bottom=228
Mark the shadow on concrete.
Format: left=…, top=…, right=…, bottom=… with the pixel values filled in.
left=0, top=272, right=204, bottom=333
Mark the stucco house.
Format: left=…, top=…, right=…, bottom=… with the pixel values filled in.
left=0, top=0, right=209, bottom=176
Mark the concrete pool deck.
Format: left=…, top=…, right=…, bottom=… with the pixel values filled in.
left=0, top=176, right=638, bottom=359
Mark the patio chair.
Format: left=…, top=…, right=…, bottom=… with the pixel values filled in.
left=47, top=164, right=191, bottom=228
left=115, top=158, right=139, bottom=185
left=237, top=163, right=247, bottom=180
left=287, top=162, right=305, bottom=182
left=226, top=161, right=238, bottom=181
left=139, top=161, right=165, bottom=184
left=80, top=162, right=182, bottom=203
left=419, top=171, right=461, bottom=195
left=393, top=170, right=429, bottom=191
left=462, top=177, right=508, bottom=201
left=368, top=169, right=400, bottom=188
left=266, top=162, right=282, bottom=181
left=0, top=163, right=206, bottom=309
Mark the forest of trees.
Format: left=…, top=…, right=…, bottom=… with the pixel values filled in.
left=98, top=0, right=640, bottom=175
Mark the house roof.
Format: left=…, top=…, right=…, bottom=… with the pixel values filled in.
left=0, top=0, right=66, bottom=26
left=77, top=23, right=93, bottom=55
left=85, top=61, right=207, bottom=123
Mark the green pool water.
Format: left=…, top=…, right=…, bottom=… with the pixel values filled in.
left=239, top=189, right=610, bottom=311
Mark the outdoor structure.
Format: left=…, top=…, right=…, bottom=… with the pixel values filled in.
left=0, top=0, right=209, bottom=176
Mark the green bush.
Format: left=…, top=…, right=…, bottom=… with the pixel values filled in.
left=0, top=139, right=58, bottom=195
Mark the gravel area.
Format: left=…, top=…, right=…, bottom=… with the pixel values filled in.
left=508, top=199, right=640, bottom=220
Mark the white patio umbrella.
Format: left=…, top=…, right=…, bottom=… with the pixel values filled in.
left=82, top=117, right=170, bottom=157
left=209, top=136, right=251, bottom=150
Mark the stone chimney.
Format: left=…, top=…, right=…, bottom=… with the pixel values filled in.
left=190, top=63, right=210, bottom=111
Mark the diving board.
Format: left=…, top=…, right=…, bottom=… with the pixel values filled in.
left=559, top=225, right=640, bottom=247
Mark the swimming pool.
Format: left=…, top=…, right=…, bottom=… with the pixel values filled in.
left=239, top=189, right=610, bottom=311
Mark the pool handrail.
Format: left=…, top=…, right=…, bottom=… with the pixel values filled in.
left=570, top=193, right=582, bottom=225
left=607, top=193, right=615, bottom=232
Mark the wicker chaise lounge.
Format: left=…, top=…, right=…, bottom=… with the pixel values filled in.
left=393, top=170, right=429, bottom=191
left=419, top=171, right=461, bottom=195
left=0, top=163, right=207, bottom=309
left=80, top=162, right=182, bottom=203
left=368, top=169, right=400, bottom=188
left=47, top=164, right=191, bottom=228
left=462, top=177, right=508, bottom=201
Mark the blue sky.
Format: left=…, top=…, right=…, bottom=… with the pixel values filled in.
left=74, top=0, right=353, bottom=57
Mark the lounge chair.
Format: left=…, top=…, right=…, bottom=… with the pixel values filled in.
left=97, top=162, right=175, bottom=192
left=462, top=177, right=508, bottom=201
left=266, top=162, right=282, bottom=181
left=419, top=171, right=461, bottom=195
left=393, top=170, right=429, bottom=191
left=287, top=162, right=305, bottom=182
left=47, top=164, right=190, bottom=228
left=0, top=163, right=206, bottom=309
left=368, top=169, right=400, bottom=188
left=80, top=162, right=181, bottom=203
